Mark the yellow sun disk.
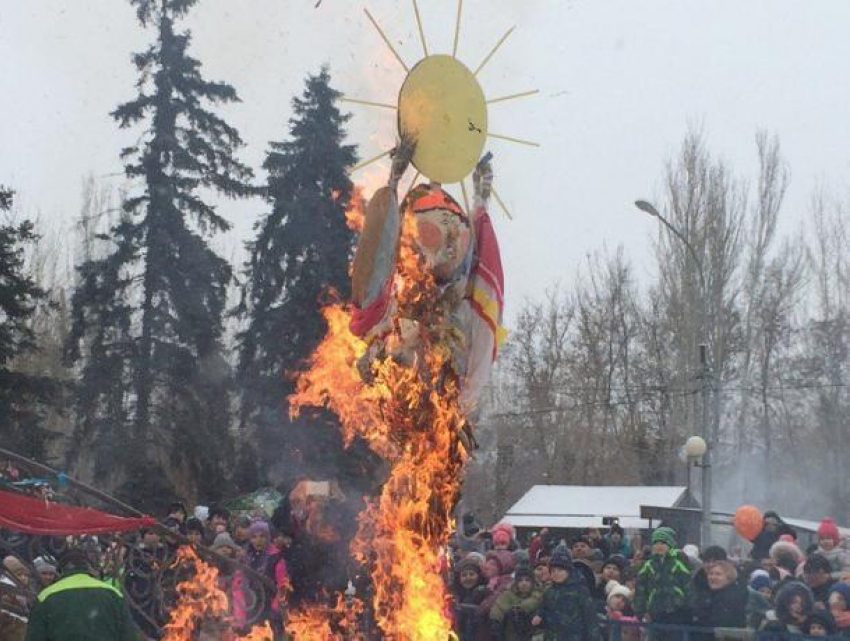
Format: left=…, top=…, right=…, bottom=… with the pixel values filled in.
left=398, top=55, right=487, bottom=184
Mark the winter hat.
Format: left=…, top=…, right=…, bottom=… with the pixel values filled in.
left=490, top=522, right=515, bottom=547
left=606, top=582, right=633, bottom=605
left=514, top=565, right=534, bottom=582
left=456, top=555, right=484, bottom=576
left=33, top=557, right=57, bottom=575
left=193, top=505, right=210, bottom=523
left=247, top=519, right=271, bottom=538
left=465, top=551, right=486, bottom=568
left=549, top=550, right=573, bottom=570
left=602, top=554, right=627, bottom=573
left=818, top=517, right=840, bottom=542
left=3, top=556, right=27, bottom=577
left=212, top=532, right=238, bottom=552
left=682, top=544, right=700, bottom=562
left=701, top=545, right=727, bottom=562
left=749, top=569, right=772, bottom=592
left=512, top=548, right=530, bottom=567
left=829, top=582, right=850, bottom=606
left=485, top=550, right=516, bottom=576
left=587, top=548, right=604, bottom=563
left=651, top=526, right=677, bottom=549
left=774, top=581, right=814, bottom=625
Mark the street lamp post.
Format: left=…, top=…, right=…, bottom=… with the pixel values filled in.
left=635, top=200, right=713, bottom=546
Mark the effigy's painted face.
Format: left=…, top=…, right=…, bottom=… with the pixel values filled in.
left=414, top=206, right=470, bottom=281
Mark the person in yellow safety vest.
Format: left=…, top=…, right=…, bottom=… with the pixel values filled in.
left=25, top=548, right=138, bottom=641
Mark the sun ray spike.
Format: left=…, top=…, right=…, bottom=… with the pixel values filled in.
left=487, top=89, right=540, bottom=105
left=491, top=186, right=514, bottom=220
left=350, top=149, right=392, bottom=173
left=487, top=132, right=541, bottom=148
left=452, top=0, right=463, bottom=58
left=460, top=179, right=470, bottom=215
left=412, top=0, right=429, bottom=57
left=364, top=8, right=409, bottom=73
left=341, top=96, right=397, bottom=110
left=474, top=26, right=515, bottom=76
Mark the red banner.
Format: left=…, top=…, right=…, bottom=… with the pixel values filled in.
left=0, top=489, right=155, bottom=535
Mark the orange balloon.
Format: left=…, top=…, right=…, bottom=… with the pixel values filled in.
left=734, top=505, right=764, bottom=541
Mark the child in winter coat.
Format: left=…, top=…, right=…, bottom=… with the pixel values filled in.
left=489, top=565, right=543, bottom=641
left=815, top=518, right=850, bottom=579
left=829, top=582, right=850, bottom=635
left=452, top=555, right=491, bottom=641
left=479, top=550, right=517, bottom=618
left=803, top=609, right=838, bottom=637
left=633, top=527, right=692, bottom=628
left=605, top=582, right=639, bottom=641
left=762, top=581, right=814, bottom=636
left=531, top=552, right=601, bottom=641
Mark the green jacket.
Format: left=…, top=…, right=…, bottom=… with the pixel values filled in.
left=490, top=583, right=543, bottom=640
left=633, top=550, right=692, bottom=618
left=25, top=570, right=138, bottom=641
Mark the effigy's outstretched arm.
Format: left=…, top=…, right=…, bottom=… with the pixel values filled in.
left=349, top=139, right=415, bottom=344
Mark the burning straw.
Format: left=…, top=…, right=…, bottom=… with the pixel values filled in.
left=289, top=196, right=468, bottom=639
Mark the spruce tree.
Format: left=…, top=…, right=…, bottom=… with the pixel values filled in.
left=236, top=68, right=362, bottom=484
left=67, top=0, right=254, bottom=508
left=0, top=186, right=59, bottom=459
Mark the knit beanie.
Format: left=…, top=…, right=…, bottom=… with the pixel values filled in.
left=247, top=519, right=270, bottom=538
left=212, top=532, right=237, bottom=551
left=651, top=526, right=677, bottom=549
left=465, top=551, right=486, bottom=568
left=749, top=569, right=772, bottom=592
left=486, top=550, right=516, bottom=576
left=490, top=522, right=515, bottom=547
left=818, top=517, right=840, bottom=542
left=606, top=581, right=633, bottom=605
left=829, top=582, right=850, bottom=606
left=514, top=564, right=534, bottom=582
left=457, top=555, right=484, bottom=576
left=603, top=554, right=627, bottom=573
left=549, top=550, right=573, bottom=570
left=33, top=556, right=57, bottom=574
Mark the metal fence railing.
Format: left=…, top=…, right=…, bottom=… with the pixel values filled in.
left=604, top=618, right=846, bottom=641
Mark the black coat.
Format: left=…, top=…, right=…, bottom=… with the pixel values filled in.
left=692, top=579, right=748, bottom=630
left=750, top=528, right=780, bottom=561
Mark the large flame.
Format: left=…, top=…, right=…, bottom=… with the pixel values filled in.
left=289, top=191, right=467, bottom=639
left=162, top=546, right=274, bottom=641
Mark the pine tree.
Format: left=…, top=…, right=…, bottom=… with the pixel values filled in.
left=0, top=186, right=60, bottom=460
left=236, top=68, right=362, bottom=484
left=67, top=0, right=254, bottom=508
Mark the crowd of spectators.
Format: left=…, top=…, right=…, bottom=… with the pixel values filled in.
left=449, top=513, right=850, bottom=640
left=2, top=500, right=849, bottom=640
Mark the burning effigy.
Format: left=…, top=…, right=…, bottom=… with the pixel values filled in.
left=283, top=3, right=541, bottom=636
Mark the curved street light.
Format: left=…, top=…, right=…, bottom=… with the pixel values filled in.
left=635, top=199, right=713, bottom=546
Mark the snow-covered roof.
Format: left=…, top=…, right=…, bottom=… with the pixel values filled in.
left=502, top=485, right=690, bottom=530
left=783, top=517, right=850, bottom=539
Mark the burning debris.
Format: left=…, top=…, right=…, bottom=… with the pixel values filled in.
left=162, top=546, right=274, bottom=640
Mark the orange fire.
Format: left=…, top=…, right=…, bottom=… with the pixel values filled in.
left=162, top=546, right=274, bottom=641
left=289, top=190, right=468, bottom=639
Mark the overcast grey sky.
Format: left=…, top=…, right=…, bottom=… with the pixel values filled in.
left=2, top=0, right=850, bottom=317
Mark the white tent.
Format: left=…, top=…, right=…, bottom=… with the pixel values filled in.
left=502, top=485, right=692, bottom=530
